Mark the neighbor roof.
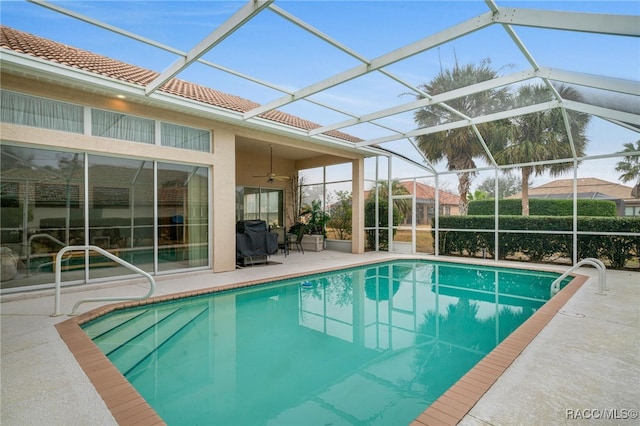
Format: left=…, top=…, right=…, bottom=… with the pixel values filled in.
left=398, top=181, right=461, bottom=205
left=515, top=177, right=635, bottom=200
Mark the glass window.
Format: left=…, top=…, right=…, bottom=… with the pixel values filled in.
left=161, top=122, right=210, bottom=152
left=1, top=90, right=83, bottom=133
left=158, top=163, right=209, bottom=272
left=91, top=109, right=154, bottom=144
left=1, top=145, right=84, bottom=289
left=88, top=155, right=154, bottom=277
left=1, top=143, right=209, bottom=291
left=236, top=186, right=284, bottom=227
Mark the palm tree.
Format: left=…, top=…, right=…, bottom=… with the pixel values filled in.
left=615, top=140, right=640, bottom=197
left=413, top=59, right=510, bottom=215
left=493, top=84, right=589, bottom=216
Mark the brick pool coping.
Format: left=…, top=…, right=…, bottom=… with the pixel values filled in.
left=55, top=260, right=588, bottom=426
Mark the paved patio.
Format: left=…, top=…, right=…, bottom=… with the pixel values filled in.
left=1, top=251, right=638, bottom=425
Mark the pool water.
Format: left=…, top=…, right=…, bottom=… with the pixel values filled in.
left=83, top=260, right=570, bottom=425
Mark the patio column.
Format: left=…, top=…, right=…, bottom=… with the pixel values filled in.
left=212, top=128, right=236, bottom=272
left=351, top=157, right=365, bottom=254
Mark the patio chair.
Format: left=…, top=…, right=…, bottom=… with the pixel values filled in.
left=292, top=229, right=305, bottom=254
left=271, top=227, right=289, bottom=257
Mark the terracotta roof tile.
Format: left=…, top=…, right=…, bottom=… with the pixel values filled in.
left=512, top=177, right=634, bottom=200
left=399, top=180, right=460, bottom=205
left=364, top=180, right=460, bottom=205
left=0, top=26, right=362, bottom=144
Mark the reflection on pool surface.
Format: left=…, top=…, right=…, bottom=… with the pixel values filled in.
left=83, top=260, right=570, bottom=425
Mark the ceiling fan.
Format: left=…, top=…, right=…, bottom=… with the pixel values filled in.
left=253, top=144, right=290, bottom=183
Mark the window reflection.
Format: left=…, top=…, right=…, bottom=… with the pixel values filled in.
left=158, top=162, right=209, bottom=272
left=0, top=144, right=209, bottom=291
left=1, top=145, right=84, bottom=287
left=235, top=186, right=283, bottom=227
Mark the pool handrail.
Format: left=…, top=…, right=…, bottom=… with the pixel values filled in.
left=26, top=233, right=67, bottom=277
left=51, top=245, right=156, bottom=317
left=550, top=257, right=607, bottom=297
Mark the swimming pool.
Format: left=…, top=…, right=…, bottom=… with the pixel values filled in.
left=81, top=259, right=573, bottom=425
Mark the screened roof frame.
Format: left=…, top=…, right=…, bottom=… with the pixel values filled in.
left=24, top=0, right=640, bottom=175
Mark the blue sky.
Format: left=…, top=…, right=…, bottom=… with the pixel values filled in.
left=2, top=0, right=639, bottom=186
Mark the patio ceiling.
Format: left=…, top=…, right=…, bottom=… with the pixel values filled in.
left=3, top=0, right=639, bottom=176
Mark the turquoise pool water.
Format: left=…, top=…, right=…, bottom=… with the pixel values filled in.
left=83, top=260, right=570, bottom=425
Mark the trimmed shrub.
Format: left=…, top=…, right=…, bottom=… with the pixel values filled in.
left=435, top=215, right=640, bottom=269
left=468, top=199, right=617, bottom=217
left=365, top=198, right=403, bottom=250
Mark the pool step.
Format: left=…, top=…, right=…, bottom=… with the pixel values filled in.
left=87, top=305, right=181, bottom=354
left=83, top=309, right=154, bottom=340
left=103, top=304, right=209, bottom=376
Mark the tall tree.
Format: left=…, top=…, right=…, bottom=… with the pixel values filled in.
left=413, top=59, right=510, bottom=215
left=493, top=84, right=589, bottom=216
left=327, top=190, right=352, bottom=239
left=475, top=174, right=526, bottom=199
left=615, top=140, right=640, bottom=197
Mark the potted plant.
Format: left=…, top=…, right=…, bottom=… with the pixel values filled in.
left=298, top=200, right=330, bottom=251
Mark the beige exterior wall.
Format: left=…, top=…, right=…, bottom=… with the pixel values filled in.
left=2, top=73, right=370, bottom=277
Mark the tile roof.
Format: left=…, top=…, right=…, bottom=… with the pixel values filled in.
left=514, top=177, right=635, bottom=200
left=0, top=26, right=362, bottom=144
left=398, top=180, right=461, bottom=205
left=363, top=180, right=460, bottom=205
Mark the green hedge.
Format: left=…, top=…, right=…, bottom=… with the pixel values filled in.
left=435, top=216, right=640, bottom=269
left=468, top=199, right=617, bottom=217
left=364, top=198, right=402, bottom=250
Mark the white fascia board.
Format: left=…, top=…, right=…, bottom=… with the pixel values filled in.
left=1, top=51, right=248, bottom=122
left=562, top=100, right=640, bottom=125
left=243, top=10, right=496, bottom=120
left=494, top=7, right=640, bottom=37
left=356, top=101, right=561, bottom=147
left=538, top=67, right=640, bottom=96
left=310, top=68, right=538, bottom=136
left=145, top=0, right=273, bottom=95
left=0, top=50, right=148, bottom=97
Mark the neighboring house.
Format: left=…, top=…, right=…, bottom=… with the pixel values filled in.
left=510, top=177, right=640, bottom=216
left=399, top=181, right=461, bottom=225
left=365, top=181, right=460, bottom=226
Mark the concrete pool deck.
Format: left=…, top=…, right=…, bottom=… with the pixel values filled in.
left=1, top=251, right=638, bottom=425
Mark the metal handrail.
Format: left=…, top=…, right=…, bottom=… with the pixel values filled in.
left=51, top=245, right=155, bottom=316
left=550, top=257, right=607, bottom=297
left=26, top=233, right=67, bottom=277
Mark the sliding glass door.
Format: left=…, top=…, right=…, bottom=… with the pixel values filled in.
left=0, top=144, right=210, bottom=291
left=157, top=162, right=208, bottom=272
